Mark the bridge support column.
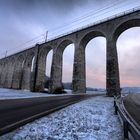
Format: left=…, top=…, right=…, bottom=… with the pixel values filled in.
left=72, top=43, right=86, bottom=93
left=33, top=51, right=46, bottom=92
left=106, top=38, right=120, bottom=96
left=4, top=61, right=11, bottom=88
left=3, top=60, right=15, bottom=88
left=21, top=59, right=32, bottom=90
left=7, top=62, right=15, bottom=88
left=12, top=61, right=23, bottom=89
left=0, top=62, right=7, bottom=87
left=49, top=51, right=63, bottom=93
left=0, top=63, right=2, bottom=87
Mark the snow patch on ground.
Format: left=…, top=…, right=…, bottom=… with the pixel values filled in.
left=0, top=88, right=105, bottom=100
left=1, top=96, right=123, bottom=140
left=0, top=88, right=53, bottom=99
left=0, top=88, right=76, bottom=99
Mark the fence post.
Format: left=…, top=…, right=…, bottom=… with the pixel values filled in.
left=123, top=121, right=129, bottom=140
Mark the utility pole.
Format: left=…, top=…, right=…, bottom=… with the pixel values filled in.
left=5, top=51, right=7, bottom=58
left=45, top=31, right=48, bottom=42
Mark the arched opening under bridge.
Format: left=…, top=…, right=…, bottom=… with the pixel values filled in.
left=117, top=27, right=140, bottom=93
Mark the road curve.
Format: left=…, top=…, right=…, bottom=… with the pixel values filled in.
left=0, top=93, right=103, bottom=136
left=123, top=94, right=140, bottom=126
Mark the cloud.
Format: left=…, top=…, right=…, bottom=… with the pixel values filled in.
left=0, top=0, right=94, bottom=16
left=117, top=27, right=140, bottom=87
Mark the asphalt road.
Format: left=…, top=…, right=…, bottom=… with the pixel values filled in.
left=123, top=94, right=140, bottom=126
left=0, top=93, right=103, bottom=135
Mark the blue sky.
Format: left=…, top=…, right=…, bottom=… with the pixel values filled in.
left=0, top=0, right=140, bottom=88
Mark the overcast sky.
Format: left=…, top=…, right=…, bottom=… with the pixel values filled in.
left=0, top=0, right=140, bottom=88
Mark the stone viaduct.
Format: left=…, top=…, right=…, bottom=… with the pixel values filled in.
left=0, top=8, right=140, bottom=96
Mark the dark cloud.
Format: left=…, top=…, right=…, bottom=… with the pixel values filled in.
left=0, top=0, right=100, bottom=30
left=0, top=0, right=104, bottom=18
left=0, top=0, right=90, bottom=13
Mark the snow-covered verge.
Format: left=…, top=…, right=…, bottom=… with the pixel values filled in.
left=0, top=86, right=140, bottom=100
left=0, top=88, right=55, bottom=99
left=86, top=90, right=106, bottom=94
left=0, top=88, right=76, bottom=100
left=0, top=96, right=123, bottom=140
left=0, top=88, right=105, bottom=100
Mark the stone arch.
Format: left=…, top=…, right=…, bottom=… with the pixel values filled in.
left=49, top=39, right=74, bottom=93
left=12, top=55, right=24, bottom=89
left=115, top=20, right=140, bottom=89
left=39, top=45, right=53, bottom=61
left=35, top=45, right=53, bottom=92
left=79, top=30, right=106, bottom=48
left=72, top=30, right=106, bottom=93
left=105, top=19, right=140, bottom=96
left=113, top=18, right=140, bottom=42
left=21, top=51, right=35, bottom=90
left=113, top=19, right=140, bottom=87
left=57, top=39, right=73, bottom=54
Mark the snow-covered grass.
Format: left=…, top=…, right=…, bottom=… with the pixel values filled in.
left=86, top=90, right=106, bottom=94
left=0, top=96, right=123, bottom=140
left=0, top=88, right=54, bottom=99
left=0, top=86, right=140, bottom=100
left=0, top=88, right=106, bottom=100
left=0, top=88, right=78, bottom=99
left=121, top=87, right=140, bottom=94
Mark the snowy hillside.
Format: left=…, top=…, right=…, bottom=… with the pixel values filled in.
left=121, top=87, right=140, bottom=94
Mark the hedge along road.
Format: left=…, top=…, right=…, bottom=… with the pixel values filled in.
left=0, top=93, right=104, bottom=136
